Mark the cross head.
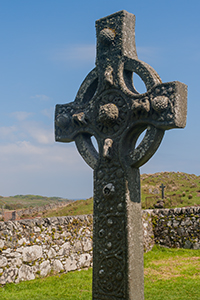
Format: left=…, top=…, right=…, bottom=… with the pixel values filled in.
left=55, top=10, right=187, bottom=300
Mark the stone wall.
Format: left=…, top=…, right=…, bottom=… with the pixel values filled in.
left=0, top=206, right=199, bottom=285
left=151, top=206, right=200, bottom=249
left=0, top=215, right=93, bottom=284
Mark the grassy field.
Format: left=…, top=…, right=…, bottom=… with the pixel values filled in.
left=144, top=246, right=200, bottom=299
left=0, top=246, right=199, bottom=300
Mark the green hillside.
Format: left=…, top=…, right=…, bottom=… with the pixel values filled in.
left=0, top=194, right=70, bottom=211
left=141, top=171, right=200, bottom=208
left=43, top=197, right=93, bottom=218
left=43, top=171, right=200, bottom=218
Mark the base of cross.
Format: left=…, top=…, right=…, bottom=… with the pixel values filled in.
left=92, top=165, right=144, bottom=300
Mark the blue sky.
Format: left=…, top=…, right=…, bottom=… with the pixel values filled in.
left=0, top=1, right=199, bottom=199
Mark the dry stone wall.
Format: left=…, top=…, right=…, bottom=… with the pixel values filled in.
left=0, top=215, right=93, bottom=284
left=0, top=206, right=199, bottom=285
left=152, top=206, right=200, bottom=249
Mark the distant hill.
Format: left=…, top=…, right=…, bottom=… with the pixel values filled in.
left=43, top=171, right=200, bottom=217
left=0, top=194, right=70, bottom=211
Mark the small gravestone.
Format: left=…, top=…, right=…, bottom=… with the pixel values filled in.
left=55, top=10, right=187, bottom=300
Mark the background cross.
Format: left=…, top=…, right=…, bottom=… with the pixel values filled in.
left=160, top=183, right=166, bottom=199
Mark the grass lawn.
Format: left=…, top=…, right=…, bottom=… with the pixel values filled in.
left=144, top=246, right=200, bottom=299
left=0, top=246, right=199, bottom=299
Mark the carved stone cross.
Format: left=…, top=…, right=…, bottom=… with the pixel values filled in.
left=160, top=183, right=166, bottom=199
left=55, top=10, right=187, bottom=300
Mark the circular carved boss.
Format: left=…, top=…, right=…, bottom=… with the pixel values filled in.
left=95, top=90, right=128, bottom=136
left=98, top=257, right=123, bottom=293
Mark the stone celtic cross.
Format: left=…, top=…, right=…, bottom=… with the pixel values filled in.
left=55, top=10, right=187, bottom=300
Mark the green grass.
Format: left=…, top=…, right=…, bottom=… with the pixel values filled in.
left=144, top=246, right=200, bottom=299
left=43, top=197, right=93, bottom=218
left=0, top=269, right=92, bottom=300
left=0, top=246, right=199, bottom=299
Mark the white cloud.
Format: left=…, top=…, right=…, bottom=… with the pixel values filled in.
left=41, top=107, right=54, bottom=119
left=11, top=111, right=32, bottom=121
left=25, top=125, right=54, bottom=145
left=0, top=126, right=17, bottom=138
left=2, top=118, right=54, bottom=145
left=0, top=140, right=87, bottom=173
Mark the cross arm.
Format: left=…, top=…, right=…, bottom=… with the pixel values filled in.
left=130, top=80, right=187, bottom=130
left=55, top=101, right=94, bottom=143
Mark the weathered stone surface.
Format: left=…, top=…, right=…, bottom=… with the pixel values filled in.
left=0, top=239, right=4, bottom=248
left=193, top=243, right=200, bottom=250
left=52, top=260, right=63, bottom=272
left=23, top=245, right=42, bottom=262
left=142, top=211, right=154, bottom=252
left=48, top=247, right=56, bottom=259
left=10, top=257, right=22, bottom=267
left=18, top=265, right=35, bottom=282
left=55, top=10, right=187, bottom=300
left=64, top=255, right=77, bottom=272
left=2, top=248, right=11, bottom=254
left=58, top=242, right=70, bottom=256
left=83, top=237, right=92, bottom=252
left=184, top=240, right=192, bottom=249
left=40, top=260, right=51, bottom=277
left=9, top=251, right=21, bottom=258
left=78, top=253, right=92, bottom=268
left=34, top=226, right=41, bottom=233
left=0, top=255, right=7, bottom=267
left=0, top=268, right=18, bottom=284
left=73, top=241, right=82, bottom=253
